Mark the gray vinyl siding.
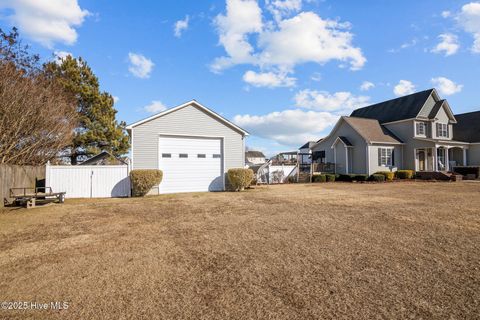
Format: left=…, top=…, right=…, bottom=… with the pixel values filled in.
left=417, top=94, right=437, bottom=118
left=368, top=144, right=403, bottom=174
left=469, top=145, right=480, bottom=165
left=312, top=119, right=367, bottom=174
left=131, top=104, right=245, bottom=191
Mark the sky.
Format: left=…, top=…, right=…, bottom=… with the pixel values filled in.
left=0, top=0, right=480, bottom=156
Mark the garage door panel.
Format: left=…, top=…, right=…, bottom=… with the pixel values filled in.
left=158, top=136, right=224, bottom=193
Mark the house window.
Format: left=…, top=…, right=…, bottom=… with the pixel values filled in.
left=378, top=148, right=393, bottom=166
left=416, top=122, right=426, bottom=136
left=213, top=154, right=221, bottom=158
left=436, top=123, right=448, bottom=138
left=179, top=153, right=188, bottom=158
left=197, top=154, right=206, bottom=158
left=162, top=153, right=171, bottom=158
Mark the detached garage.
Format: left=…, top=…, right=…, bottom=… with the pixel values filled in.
left=126, top=100, right=248, bottom=194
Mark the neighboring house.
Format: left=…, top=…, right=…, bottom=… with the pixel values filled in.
left=454, top=111, right=480, bottom=165
left=245, top=151, right=266, bottom=165
left=79, top=151, right=128, bottom=166
left=311, top=89, right=477, bottom=175
left=298, top=141, right=316, bottom=164
left=126, top=100, right=249, bottom=194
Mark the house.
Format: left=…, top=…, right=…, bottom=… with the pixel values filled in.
left=298, top=141, right=316, bottom=165
left=311, top=89, right=477, bottom=175
left=245, top=150, right=266, bottom=165
left=79, top=151, right=128, bottom=166
left=126, top=100, right=249, bottom=194
left=453, top=111, right=480, bottom=165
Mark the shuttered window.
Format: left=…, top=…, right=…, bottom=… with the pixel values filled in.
left=378, top=148, right=393, bottom=166
left=436, top=123, right=448, bottom=138
left=416, top=122, right=426, bottom=136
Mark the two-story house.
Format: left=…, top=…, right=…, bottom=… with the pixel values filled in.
left=311, top=89, right=478, bottom=175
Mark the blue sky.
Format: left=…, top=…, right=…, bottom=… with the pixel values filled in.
left=1, top=0, right=480, bottom=156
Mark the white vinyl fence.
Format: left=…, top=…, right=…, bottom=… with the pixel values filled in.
left=46, top=164, right=131, bottom=198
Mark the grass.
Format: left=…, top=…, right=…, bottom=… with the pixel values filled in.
left=1, top=182, right=479, bottom=319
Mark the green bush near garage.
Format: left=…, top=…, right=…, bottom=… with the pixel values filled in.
left=130, top=169, right=163, bottom=197
left=395, top=170, right=415, bottom=179
left=227, top=168, right=254, bottom=191
left=354, top=174, right=369, bottom=182
left=312, top=174, right=327, bottom=183
left=325, top=174, right=336, bottom=182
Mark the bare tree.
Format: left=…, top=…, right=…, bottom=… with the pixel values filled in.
left=0, top=63, right=77, bottom=165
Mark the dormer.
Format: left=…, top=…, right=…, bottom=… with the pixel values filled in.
left=415, top=91, right=456, bottom=140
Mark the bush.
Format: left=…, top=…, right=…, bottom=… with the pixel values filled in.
left=453, top=166, right=480, bottom=178
left=375, top=171, right=395, bottom=181
left=395, top=170, right=415, bottom=179
left=287, top=176, right=296, bottom=183
left=337, top=174, right=353, bottom=182
left=228, top=168, right=254, bottom=191
left=325, top=174, right=336, bottom=182
left=369, top=174, right=386, bottom=182
left=312, top=174, right=327, bottom=183
left=130, top=169, right=163, bottom=197
left=354, top=174, right=368, bottom=182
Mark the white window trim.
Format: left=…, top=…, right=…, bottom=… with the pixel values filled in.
left=415, top=121, right=426, bottom=137
left=436, top=123, right=448, bottom=138
left=378, top=147, right=394, bottom=167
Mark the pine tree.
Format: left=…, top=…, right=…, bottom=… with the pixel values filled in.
left=44, top=56, right=129, bottom=164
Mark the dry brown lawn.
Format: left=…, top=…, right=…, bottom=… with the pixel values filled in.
left=0, top=182, right=479, bottom=319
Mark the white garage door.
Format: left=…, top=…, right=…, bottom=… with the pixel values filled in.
left=158, top=136, right=224, bottom=193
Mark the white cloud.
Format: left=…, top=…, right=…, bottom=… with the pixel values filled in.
left=393, top=80, right=416, bottom=96
left=233, top=109, right=338, bottom=146
left=128, top=53, right=154, bottom=79
left=53, top=50, right=73, bottom=64
left=144, top=100, right=167, bottom=113
left=431, top=33, right=459, bottom=56
left=0, top=0, right=89, bottom=47
left=441, top=11, right=452, bottom=18
left=243, top=70, right=296, bottom=87
left=294, top=90, right=370, bottom=112
left=457, top=2, right=480, bottom=53
left=431, top=77, right=463, bottom=96
left=310, top=72, right=321, bottom=82
left=113, top=96, right=120, bottom=103
left=266, top=0, right=302, bottom=21
left=174, top=15, right=189, bottom=38
left=360, top=81, right=375, bottom=91
left=212, top=0, right=366, bottom=80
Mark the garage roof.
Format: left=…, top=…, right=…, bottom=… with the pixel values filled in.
left=126, top=100, right=249, bottom=136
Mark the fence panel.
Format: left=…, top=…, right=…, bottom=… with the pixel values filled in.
left=0, top=164, right=45, bottom=207
left=46, top=165, right=130, bottom=198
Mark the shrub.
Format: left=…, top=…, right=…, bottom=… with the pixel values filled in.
left=453, top=166, right=480, bottom=178
left=287, top=176, right=296, bottom=183
left=325, top=174, right=336, bottom=182
left=395, top=170, right=415, bottom=179
left=130, top=169, right=163, bottom=197
left=228, top=168, right=254, bottom=191
left=354, top=174, right=368, bottom=182
left=369, top=174, right=386, bottom=182
left=375, top=171, right=395, bottom=181
left=312, top=174, right=327, bottom=183
left=337, top=174, right=352, bottom=182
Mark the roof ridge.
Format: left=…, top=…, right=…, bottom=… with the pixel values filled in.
left=353, top=88, right=434, bottom=112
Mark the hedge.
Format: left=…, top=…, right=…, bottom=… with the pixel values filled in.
left=312, top=174, right=327, bottom=183
left=453, top=166, right=480, bottom=178
left=325, top=174, right=336, bottom=182
left=375, top=171, right=395, bottom=181
left=228, top=168, right=254, bottom=191
left=369, top=174, right=386, bottom=182
left=354, top=174, right=368, bottom=182
left=130, top=169, right=163, bottom=197
left=395, top=170, right=415, bottom=179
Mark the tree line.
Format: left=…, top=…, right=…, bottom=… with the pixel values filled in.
left=0, top=28, right=129, bottom=166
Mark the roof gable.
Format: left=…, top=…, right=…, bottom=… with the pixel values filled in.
left=350, top=89, right=435, bottom=123
left=126, top=100, right=249, bottom=136
left=427, top=100, right=457, bottom=123
left=246, top=151, right=265, bottom=158
left=343, top=117, right=403, bottom=144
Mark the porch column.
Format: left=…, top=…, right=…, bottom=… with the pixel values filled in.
left=445, top=147, right=449, bottom=172
left=433, top=146, right=438, bottom=171
left=463, top=148, right=468, bottom=166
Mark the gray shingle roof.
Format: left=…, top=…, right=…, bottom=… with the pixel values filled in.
left=245, top=151, right=265, bottom=158
left=453, top=111, right=480, bottom=143
left=350, top=89, right=434, bottom=123
left=338, top=136, right=353, bottom=146
left=428, top=100, right=445, bottom=119
left=299, top=141, right=316, bottom=149
left=343, top=117, right=403, bottom=144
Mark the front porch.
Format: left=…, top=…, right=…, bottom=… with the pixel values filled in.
left=414, top=144, right=468, bottom=173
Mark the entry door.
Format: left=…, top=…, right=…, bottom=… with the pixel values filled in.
left=417, top=150, right=426, bottom=171
left=158, top=136, right=223, bottom=193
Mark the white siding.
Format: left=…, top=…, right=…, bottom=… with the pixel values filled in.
left=131, top=104, right=245, bottom=193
